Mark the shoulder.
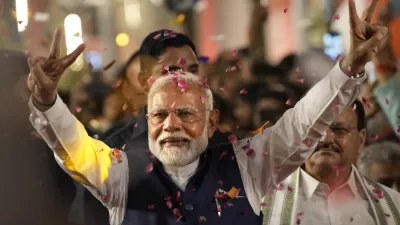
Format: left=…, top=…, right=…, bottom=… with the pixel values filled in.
left=208, top=129, right=234, bottom=147
left=379, top=184, right=400, bottom=209
left=104, top=120, right=137, bottom=148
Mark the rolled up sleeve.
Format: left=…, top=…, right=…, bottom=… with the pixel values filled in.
left=233, top=62, right=366, bottom=215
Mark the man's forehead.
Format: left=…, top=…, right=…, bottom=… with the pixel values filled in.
left=333, top=107, right=358, bottom=126
left=150, top=83, right=203, bottom=106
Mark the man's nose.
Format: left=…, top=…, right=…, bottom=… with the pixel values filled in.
left=163, top=112, right=182, bottom=132
left=320, top=128, right=335, bottom=143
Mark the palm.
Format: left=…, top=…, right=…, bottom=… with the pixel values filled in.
left=27, top=28, right=85, bottom=105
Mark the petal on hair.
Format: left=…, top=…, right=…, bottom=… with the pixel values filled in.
left=153, top=33, right=161, bottom=40
left=177, top=57, right=186, bottom=67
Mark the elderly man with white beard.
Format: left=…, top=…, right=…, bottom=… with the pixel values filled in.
left=27, top=2, right=388, bottom=223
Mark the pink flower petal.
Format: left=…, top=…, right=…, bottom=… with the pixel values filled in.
left=102, top=195, right=109, bottom=201
left=177, top=80, right=187, bottom=88
left=172, top=208, right=182, bottom=218
left=240, top=89, right=248, bottom=94
left=346, top=66, right=352, bottom=75
left=276, top=183, right=284, bottom=191
left=260, top=202, right=268, bottom=207
left=370, top=133, right=379, bottom=141
left=336, top=54, right=343, bottom=61
left=75, top=106, right=82, bottom=113
left=296, top=217, right=301, bottom=224
left=148, top=204, right=155, bottom=209
left=200, top=96, right=206, bottom=103
left=295, top=67, right=300, bottom=73
left=217, top=180, right=224, bottom=186
left=176, top=191, right=181, bottom=201
left=246, top=149, right=255, bottom=157
left=284, top=8, right=288, bottom=13
left=231, top=50, right=238, bottom=56
left=287, top=186, right=293, bottom=192
left=166, top=200, right=173, bottom=208
left=146, top=162, right=154, bottom=173
left=226, top=66, right=237, bottom=72
left=286, top=98, right=293, bottom=105
left=385, top=97, right=389, bottom=104
left=153, top=33, right=161, bottom=40
left=177, top=57, right=186, bottom=67
left=263, top=152, right=269, bottom=156
left=228, top=134, right=238, bottom=143
left=296, top=78, right=304, bottom=84
left=332, top=14, right=340, bottom=21
left=161, top=65, right=169, bottom=71
left=302, top=139, right=312, bottom=147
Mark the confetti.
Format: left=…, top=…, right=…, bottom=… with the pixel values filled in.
left=286, top=98, right=293, bottom=105
left=146, top=162, right=154, bottom=173
left=336, top=54, right=343, bottom=61
left=370, top=133, right=379, bottom=141
left=75, top=106, right=82, bottom=113
left=177, top=57, right=186, bottom=67
left=332, top=14, right=340, bottom=21
left=284, top=8, right=288, bottom=13
left=385, top=98, right=389, bottom=104
left=176, top=191, right=181, bottom=201
left=217, top=180, right=224, bottom=186
left=228, top=134, right=238, bottom=143
left=153, top=33, right=161, bottom=40
left=240, top=89, right=248, bottom=94
left=148, top=204, right=155, bottom=209
left=246, top=148, right=255, bottom=157
left=199, top=56, right=210, bottom=63
left=103, top=60, right=116, bottom=71
left=295, top=78, right=304, bottom=84
left=200, top=96, right=206, bottom=103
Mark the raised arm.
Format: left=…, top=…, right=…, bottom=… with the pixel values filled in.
left=26, top=29, right=128, bottom=214
left=233, top=0, right=388, bottom=214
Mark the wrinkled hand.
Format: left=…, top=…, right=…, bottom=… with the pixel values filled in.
left=27, top=28, right=85, bottom=111
left=341, top=0, right=388, bottom=75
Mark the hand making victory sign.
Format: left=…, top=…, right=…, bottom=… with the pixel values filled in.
left=341, top=0, right=387, bottom=75
left=27, top=28, right=86, bottom=111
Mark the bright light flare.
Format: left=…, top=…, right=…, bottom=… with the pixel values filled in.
left=64, top=14, right=84, bottom=71
left=16, top=0, right=29, bottom=32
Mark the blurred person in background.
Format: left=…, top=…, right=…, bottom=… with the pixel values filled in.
left=0, top=49, right=75, bottom=225
left=358, top=141, right=400, bottom=191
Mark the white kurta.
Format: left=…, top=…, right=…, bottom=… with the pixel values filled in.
left=28, top=62, right=364, bottom=225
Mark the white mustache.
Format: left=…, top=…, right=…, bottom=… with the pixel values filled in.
left=157, top=132, right=193, bottom=143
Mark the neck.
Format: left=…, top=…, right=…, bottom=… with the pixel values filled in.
left=305, top=164, right=352, bottom=190
left=163, top=158, right=200, bottom=177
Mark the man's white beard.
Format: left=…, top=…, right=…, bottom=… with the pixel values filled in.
left=148, top=125, right=209, bottom=167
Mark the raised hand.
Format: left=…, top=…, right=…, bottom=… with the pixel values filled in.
left=341, top=0, right=388, bottom=75
left=27, top=28, right=85, bottom=111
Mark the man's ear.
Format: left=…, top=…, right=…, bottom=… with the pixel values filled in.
left=207, top=110, right=220, bottom=138
left=358, top=129, right=367, bottom=155
left=138, top=71, right=149, bottom=90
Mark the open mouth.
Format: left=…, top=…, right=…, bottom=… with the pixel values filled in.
left=160, top=138, right=189, bottom=146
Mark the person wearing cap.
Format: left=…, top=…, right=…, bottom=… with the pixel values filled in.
left=27, top=0, right=389, bottom=223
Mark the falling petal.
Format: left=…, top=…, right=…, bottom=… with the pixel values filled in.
left=178, top=80, right=187, bottom=88
left=346, top=66, right=352, bottom=75
left=146, top=163, right=154, bottom=173
left=276, top=183, right=284, bottom=191
left=260, top=202, right=268, bottom=207
left=385, top=98, right=389, bottom=104
left=220, top=87, right=225, bottom=91
left=240, top=89, right=248, bottom=94
left=153, top=33, right=161, bottom=40
left=217, top=180, right=224, bottom=186
left=288, top=186, right=293, bottom=192
left=192, top=188, right=196, bottom=192
left=332, top=14, right=340, bottom=21
left=164, top=196, right=172, bottom=201
left=122, top=144, right=126, bottom=150
left=336, top=54, right=343, bottom=61
left=250, top=121, right=270, bottom=135
left=231, top=50, right=238, bottom=56
left=103, top=48, right=108, bottom=51
left=286, top=98, right=293, bottom=105
left=284, top=8, right=288, bottom=13
left=295, top=67, right=300, bottom=73
left=296, top=217, right=301, bottom=224
left=176, top=191, right=181, bottom=201
left=181, top=86, right=188, bottom=92
left=148, top=204, right=155, bottom=209
left=302, top=139, right=312, bottom=147
left=200, top=96, right=206, bottom=103
left=228, top=134, right=238, bottom=143
left=177, top=57, right=186, bottom=67
left=263, top=152, right=269, bottom=156
left=103, top=195, right=109, bottom=201
left=236, top=60, right=242, bottom=68
left=246, top=149, right=255, bottom=157
left=295, top=78, right=304, bottom=84
left=370, top=133, right=379, bottom=141
left=75, top=106, right=82, bottom=113
left=397, top=125, right=400, bottom=133
left=166, top=200, right=172, bottom=209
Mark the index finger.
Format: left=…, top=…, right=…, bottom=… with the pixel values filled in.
left=48, top=28, right=62, bottom=59
left=361, top=0, right=378, bottom=22
left=349, top=0, right=362, bottom=30
left=60, top=43, right=86, bottom=68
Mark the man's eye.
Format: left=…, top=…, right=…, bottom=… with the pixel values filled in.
left=154, top=112, right=167, bottom=118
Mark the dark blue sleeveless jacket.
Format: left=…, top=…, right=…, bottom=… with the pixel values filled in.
left=121, top=143, right=263, bottom=225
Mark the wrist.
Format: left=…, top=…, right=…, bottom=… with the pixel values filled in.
left=339, top=57, right=365, bottom=77
left=32, top=95, right=56, bottom=112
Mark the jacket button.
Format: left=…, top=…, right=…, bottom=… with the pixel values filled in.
left=184, top=204, right=194, bottom=211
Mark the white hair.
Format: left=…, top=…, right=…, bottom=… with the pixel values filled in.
left=147, top=72, right=214, bottom=113
left=357, top=141, right=400, bottom=176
